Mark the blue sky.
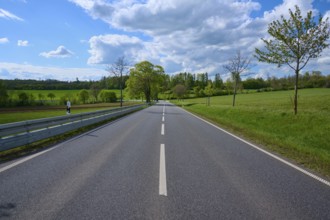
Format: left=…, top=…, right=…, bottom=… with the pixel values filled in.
left=0, top=0, right=329, bottom=81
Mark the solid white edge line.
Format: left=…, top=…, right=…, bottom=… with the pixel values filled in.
left=180, top=108, right=330, bottom=187
left=159, top=144, right=167, bottom=196
left=0, top=147, right=56, bottom=173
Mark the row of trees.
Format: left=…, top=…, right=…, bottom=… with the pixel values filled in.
left=0, top=85, right=117, bottom=107
left=2, top=76, right=128, bottom=91
left=3, top=79, right=92, bottom=90
left=2, top=69, right=328, bottom=107
left=168, top=70, right=330, bottom=98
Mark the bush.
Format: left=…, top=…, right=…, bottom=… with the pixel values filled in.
left=99, top=90, right=117, bottom=103
left=79, top=89, right=90, bottom=104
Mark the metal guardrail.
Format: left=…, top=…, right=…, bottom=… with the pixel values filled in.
left=0, top=104, right=145, bottom=151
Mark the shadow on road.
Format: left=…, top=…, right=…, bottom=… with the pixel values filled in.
left=0, top=203, right=16, bottom=218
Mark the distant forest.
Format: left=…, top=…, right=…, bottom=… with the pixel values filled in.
left=2, top=71, right=330, bottom=91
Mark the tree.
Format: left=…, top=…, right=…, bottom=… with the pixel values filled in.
left=223, top=50, right=252, bottom=106
left=79, top=89, right=89, bottom=104
left=99, top=90, right=117, bottom=103
left=106, top=56, right=129, bottom=107
left=126, top=61, right=165, bottom=103
left=214, top=73, right=223, bottom=89
left=255, top=5, right=330, bottom=114
left=38, top=93, right=45, bottom=104
left=47, top=93, right=56, bottom=102
left=204, top=82, right=214, bottom=106
left=0, top=81, right=9, bottom=106
left=90, top=83, right=101, bottom=103
left=173, top=84, right=187, bottom=100
left=18, top=92, right=29, bottom=105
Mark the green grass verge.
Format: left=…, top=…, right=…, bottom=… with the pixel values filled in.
left=171, top=88, right=330, bottom=178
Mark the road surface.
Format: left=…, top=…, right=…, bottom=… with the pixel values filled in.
left=1, top=101, right=329, bottom=219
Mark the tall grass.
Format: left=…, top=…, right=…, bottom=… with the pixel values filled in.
left=172, top=88, right=330, bottom=177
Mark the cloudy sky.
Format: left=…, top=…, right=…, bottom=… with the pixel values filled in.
left=0, top=0, right=329, bottom=81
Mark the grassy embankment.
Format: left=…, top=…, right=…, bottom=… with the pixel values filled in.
left=171, top=88, right=330, bottom=178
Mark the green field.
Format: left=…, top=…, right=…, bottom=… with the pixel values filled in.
left=171, top=88, right=330, bottom=177
left=0, top=102, right=139, bottom=124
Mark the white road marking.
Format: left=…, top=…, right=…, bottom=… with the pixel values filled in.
left=0, top=117, right=124, bottom=174
left=159, top=144, right=167, bottom=196
left=162, top=116, right=165, bottom=122
left=0, top=147, right=56, bottom=173
left=181, top=108, right=330, bottom=187
left=161, top=123, right=165, bottom=135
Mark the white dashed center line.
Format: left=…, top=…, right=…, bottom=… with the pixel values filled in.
left=159, top=143, right=167, bottom=196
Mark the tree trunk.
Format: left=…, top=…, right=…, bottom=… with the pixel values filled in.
left=120, top=73, right=123, bottom=107
left=145, top=86, right=151, bottom=103
left=232, top=80, right=237, bottom=107
left=294, top=70, right=299, bottom=115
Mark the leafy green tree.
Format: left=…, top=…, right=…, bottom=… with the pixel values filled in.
left=47, top=93, right=56, bottom=102
left=0, top=81, right=9, bottom=106
left=204, top=82, right=214, bottom=106
left=99, top=90, right=117, bottom=103
left=255, top=5, right=330, bottom=114
left=214, top=73, right=223, bottom=89
left=18, top=92, right=29, bottom=105
left=79, top=89, right=90, bottom=104
left=90, top=83, right=101, bottom=103
left=204, top=82, right=214, bottom=97
left=173, top=84, right=187, bottom=100
left=38, top=93, right=45, bottom=104
left=126, top=61, right=165, bottom=103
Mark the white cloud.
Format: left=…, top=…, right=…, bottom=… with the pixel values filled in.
left=0, top=62, right=107, bottom=81
left=17, top=40, right=29, bottom=47
left=0, top=37, right=9, bottom=44
left=40, top=46, right=74, bottom=58
left=88, top=34, right=144, bottom=64
left=71, top=0, right=330, bottom=78
left=324, top=10, right=330, bottom=20
left=262, top=0, right=314, bottom=22
left=0, top=8, right=24, bottom=21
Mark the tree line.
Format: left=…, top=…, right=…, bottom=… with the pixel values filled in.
left=1, top=69, right=329, bottom=107
left=2, top=77, right=129, bottom=91
left=165, top=70, right=330, bottom=98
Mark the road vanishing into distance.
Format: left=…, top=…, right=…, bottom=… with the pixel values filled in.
left=1, top=101, right=329, bottom=219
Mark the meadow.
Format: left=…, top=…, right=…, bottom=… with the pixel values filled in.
left=171, top=88, right=330, bottom=177
left=0, top=103, right=126, bottom=124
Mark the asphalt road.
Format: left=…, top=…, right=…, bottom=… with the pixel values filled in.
left=0, top=101, right=329, bottom=219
